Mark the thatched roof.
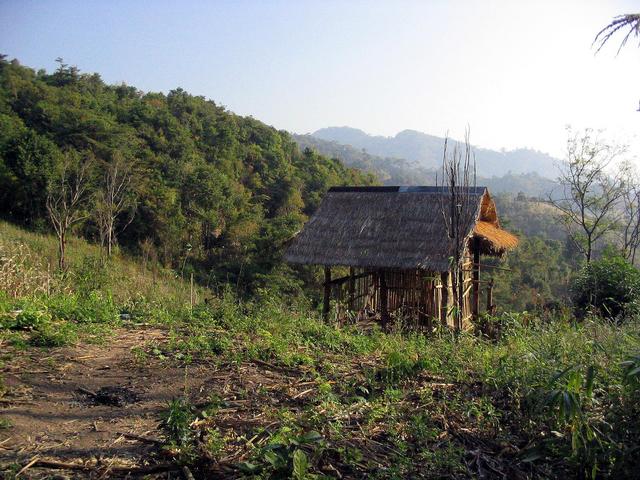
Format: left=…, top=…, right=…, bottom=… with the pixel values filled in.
left=285, top=186, right=518, bottom=271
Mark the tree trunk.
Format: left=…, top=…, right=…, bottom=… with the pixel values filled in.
left=457, top=268, right=464, bottom=330
left=58, top=230, right=66, bottom=270
left=107, top=226, right=113, bottom=256
left=440, top=271, right=449, bottom=327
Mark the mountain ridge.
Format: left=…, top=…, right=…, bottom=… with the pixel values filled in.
left=293, top=132, right=558, bottom=197
left=311, top=126, right=559, bottom=179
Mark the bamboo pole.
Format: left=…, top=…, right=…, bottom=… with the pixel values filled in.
left=486, top=278, right=494, bottom=314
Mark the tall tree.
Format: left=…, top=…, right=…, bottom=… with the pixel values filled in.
left=620, top=165, right=640, bottom=264
left=46, top=151, right=93, bottom=269
left=94, top=151, right=137, bottom=256
left=594, top=14, right=640, bottom=54
left=549, top=129, right=627, bottom=263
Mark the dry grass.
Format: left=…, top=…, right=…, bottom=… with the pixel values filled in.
left=0, top=220, right=207, bottom=305
left=0, top=242, right=52, bottom=298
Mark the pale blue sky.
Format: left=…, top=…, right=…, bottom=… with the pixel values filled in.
left=1, top=0, right=639, bottom=158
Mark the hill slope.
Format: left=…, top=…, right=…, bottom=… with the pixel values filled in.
left=0, top=58, right=375, bottom=293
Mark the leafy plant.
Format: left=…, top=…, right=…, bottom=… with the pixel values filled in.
left=621, top=353, right=640, bottom=390
left=542, top=364, right=601, bottom=478
left=162, top=397, right=197, bottom=461
left=29, top=321, right=77, bottom=347
left=239, top=429, right=326, bottom=478
left=572, top=256, right=640, bottom=322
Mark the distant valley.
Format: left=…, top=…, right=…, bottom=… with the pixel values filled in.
left=294, top=127, right=560, bottom=197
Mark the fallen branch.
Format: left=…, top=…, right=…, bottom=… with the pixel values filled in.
left=121, top=432, right=163, bottom=445
left=16, top=454, right=40, bottom=478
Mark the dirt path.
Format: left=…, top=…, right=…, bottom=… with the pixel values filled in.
left=0, top=326, right=219, bottom=478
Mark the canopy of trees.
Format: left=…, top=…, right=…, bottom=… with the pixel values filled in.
left=0, top=57, right=376, bottom=293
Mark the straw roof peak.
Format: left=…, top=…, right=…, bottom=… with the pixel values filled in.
left=285, top=186, right=517, bottom=271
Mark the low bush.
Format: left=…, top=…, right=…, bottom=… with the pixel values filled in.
left=572, top=256, right=640, bottom=321
left=46, top=292, right=119, bottom=324
left=29, top=320, right=78, bottom=347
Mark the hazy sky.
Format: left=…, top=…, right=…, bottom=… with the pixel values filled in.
left=1, top=0, right=639, bottom=158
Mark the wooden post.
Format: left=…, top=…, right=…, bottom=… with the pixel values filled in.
left=427, top=280, right=435, bottom=331
left=348, top=267, right=355, bottom=311
left=440, top=271, right=449, bottom=327
left=190, top=273, right=194, bottom=313
left=380, top=270, right=389, bottom=329
left=323, top=266, right=331, bottom=320
left=472, top=237, right=480, bottom=322
left=486, top=278, right=494, bottom=314
left=457, top=269, right=464, bottom=331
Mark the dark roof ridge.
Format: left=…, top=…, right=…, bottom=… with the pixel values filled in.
left=329, top=185, right=487, bottom=193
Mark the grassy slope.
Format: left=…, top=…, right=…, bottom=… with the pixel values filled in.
left=1, top=222, right=640, bottom=479
left=0, top=219, right=209, bottom=305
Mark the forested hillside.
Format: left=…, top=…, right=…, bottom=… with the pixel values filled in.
left=0, top=57, right=375, bottom=293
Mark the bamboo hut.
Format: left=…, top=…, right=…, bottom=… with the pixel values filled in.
left=285, top=186, right=518, bottom=330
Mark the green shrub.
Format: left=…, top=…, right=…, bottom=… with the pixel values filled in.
left=162, top=397, right=197, bottom=461
left=47, top=292, right=118, bottom=324
left=30, top=321, right=77, bottom=347
left=121, top=294, right=172, bottom=324
left=572, top=256, right=640, bottom=322
left=73, top=255, right=111, bottom=295
left=0, top=300, right=51, bottom=330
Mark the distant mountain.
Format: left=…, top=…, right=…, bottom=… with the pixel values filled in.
left=311, top=127, right=559, bottom=178
left=294, top=133, right=558, bottom=198
left=293, top=134, right=434, bottom=185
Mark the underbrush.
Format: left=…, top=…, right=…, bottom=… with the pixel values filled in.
left=0, top=221, right=207, bottom=347
left=143, top=295, right=640, bottom=479
left=2, top=223, right=640, bottom=478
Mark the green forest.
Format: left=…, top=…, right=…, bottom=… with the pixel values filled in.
left=0, top=56, right=375, bottom=296
left=1, top=57, right=639, bottom=480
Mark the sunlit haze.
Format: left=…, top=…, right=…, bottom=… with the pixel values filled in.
left=1, top=0, right=639, bottom=159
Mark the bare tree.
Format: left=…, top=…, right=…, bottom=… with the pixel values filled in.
left=46, top=151, right=93, bottom=270
left=437, top=129, right=477, bottom=330
left=594, top=14, right=640, bottom=54
left=94, top=151, right=136, bottom=256
left=549, top=129, right=627, bottom=264
left=620, top=165, right=640, bottom=263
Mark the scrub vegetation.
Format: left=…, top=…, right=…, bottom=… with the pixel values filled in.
left=1, top=221, right=639, bottom=479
